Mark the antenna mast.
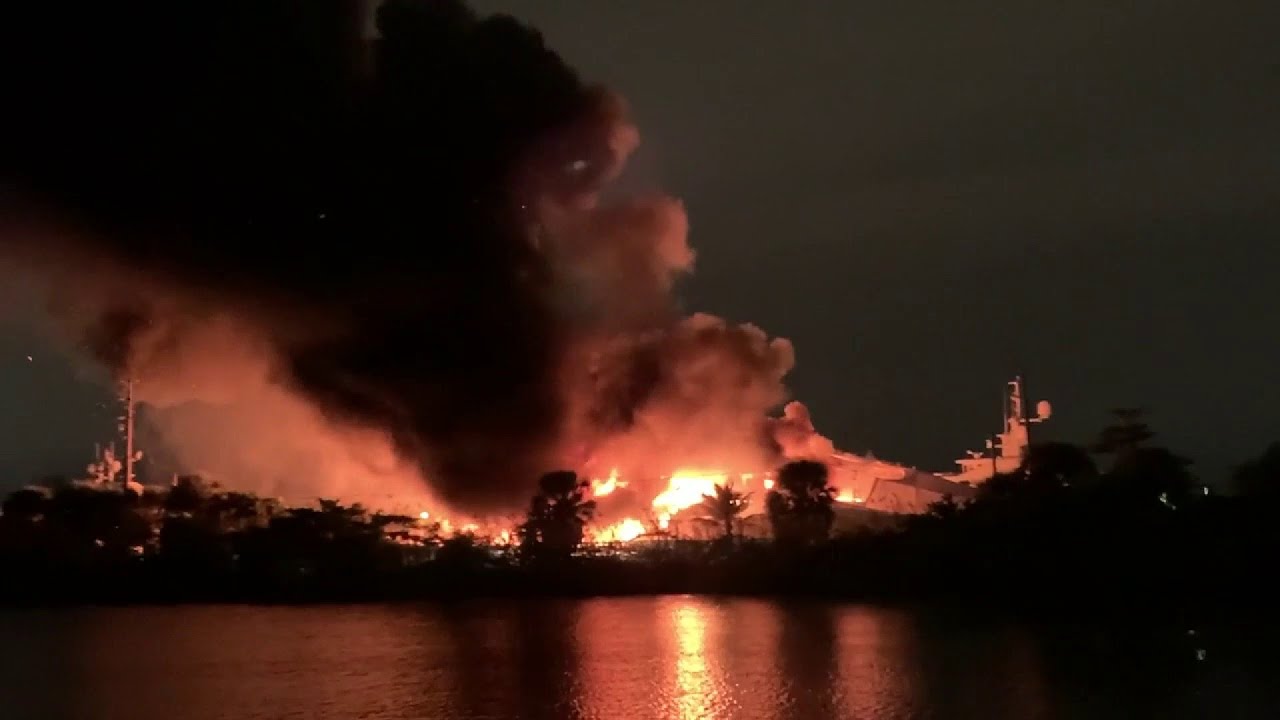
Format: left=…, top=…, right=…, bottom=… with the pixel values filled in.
left=1012, top=373, right=1052, bottom=460
left=121, top=377, right=136, bottom=488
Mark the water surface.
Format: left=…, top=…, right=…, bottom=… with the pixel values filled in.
left=1, top=598, right=1275, bottom=719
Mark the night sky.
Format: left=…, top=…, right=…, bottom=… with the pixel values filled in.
left=2, top=0, right=1278, bottom=488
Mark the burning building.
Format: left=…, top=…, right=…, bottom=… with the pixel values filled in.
left=580, top=376, right=1052, bottom=543
left=0, top=1, right=1049, bottom=545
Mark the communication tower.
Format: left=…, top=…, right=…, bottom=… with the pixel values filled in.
left=117, top=376, right=142, bottom=488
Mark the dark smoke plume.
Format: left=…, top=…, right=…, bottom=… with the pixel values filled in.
left=1, top=0, right=822, bottom=511
left=0, top=0, right=618, bottom=506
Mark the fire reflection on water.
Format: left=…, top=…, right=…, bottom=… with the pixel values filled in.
left=835, top=608, right=912, bottom=718
left=0, top=600, right=1104, bottom=719
left=672, top=602, right=716, bottom=720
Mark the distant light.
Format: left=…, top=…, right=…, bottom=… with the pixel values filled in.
left=418, top=511, right=430, bottom=520
left=568, top=159, right=588, bottom=172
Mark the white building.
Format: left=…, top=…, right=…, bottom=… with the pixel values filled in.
left=826, top=376, right=1052, bottom=516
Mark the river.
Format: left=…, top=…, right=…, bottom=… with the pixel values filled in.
left=1, top=598, right=1275, bottom=719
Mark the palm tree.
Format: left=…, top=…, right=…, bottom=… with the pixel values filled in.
left=518, top=471, right=596, bottom=561
left=766, top=460, right=836, bottom=546
left=1091, top=407, right=1155, bottom=460
left=700, top=483, right=750, bottom=540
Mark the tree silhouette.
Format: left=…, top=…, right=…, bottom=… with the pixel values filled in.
left=767, top=460, right=835, bottom=546
left=163, top=476, right=207, bottom=517
left=1233, top=443, right=1280, bottom=498
left=208, top=490, right=273, bottom=531
left=238, top=498, right=399, bottom=582
left=436, top=533, right=489, bottom=569
left=978, top=441, right=1100, bottom=507
left=700, top=483, right=750, bottom=540
left=1, top=487, right=48, bottom=522
left=1091, top=407, right=1155, bottom=459
left=45, top=485, right=153, bottom=554
left=518, top=471, right=596, bottom=561
left=1086, top=410, right=1196, bottom=507
left=156, top=477, right=272, bottom=576
left=1023, top=442, right=1098, bottom=488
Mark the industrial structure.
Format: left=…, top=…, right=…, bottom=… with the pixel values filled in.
left=941, top=375, right=1051, bottom=485
left=825, top=376, right=1052, bottom=516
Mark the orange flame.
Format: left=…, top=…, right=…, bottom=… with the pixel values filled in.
left=421, top=466, right=790, bottom=547
left=651, top=469, right=728, bottom=518
left=834, top=489, right=864, bottom=504
left=591, top=467, right=626, bottom=497
left=593, top=517, right=646, bottom=543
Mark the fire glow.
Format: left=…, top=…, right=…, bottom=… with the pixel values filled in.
left=389, top=462, right=864, bottom=547
left=5, top=0, right=866, bottom=527
left=587, top=468, right=770, bottom=543
left=651, top=471, right=729, bottom=517
left=591, top=469, right=625, bottom=498
left=594, top=517, right=646, bottom=543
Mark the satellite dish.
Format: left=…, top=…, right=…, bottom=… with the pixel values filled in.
left=1035, top=400, right=1053, bottom=420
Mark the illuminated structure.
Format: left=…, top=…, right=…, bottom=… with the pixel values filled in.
left=84, top=376, right=144, bottom=491
left=827, top=451, right=975, bottom=516
left=120, top=377, right=137, bottom=488
left=821, top=376, right=1052, bottom=517
left=941, top=375, right=1051, bottom=485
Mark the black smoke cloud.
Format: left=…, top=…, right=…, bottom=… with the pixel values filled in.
left=0, top=0, right=614, bottom=506
left=0, top=0, right=826, bottom=510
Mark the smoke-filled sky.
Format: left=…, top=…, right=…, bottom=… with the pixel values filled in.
left=2, top=0, right=1278, bottom=492
left=470, top=0, right=1280, bottom=478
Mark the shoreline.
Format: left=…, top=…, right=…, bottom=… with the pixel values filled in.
left=2, top=565, right=1268, bottom=625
